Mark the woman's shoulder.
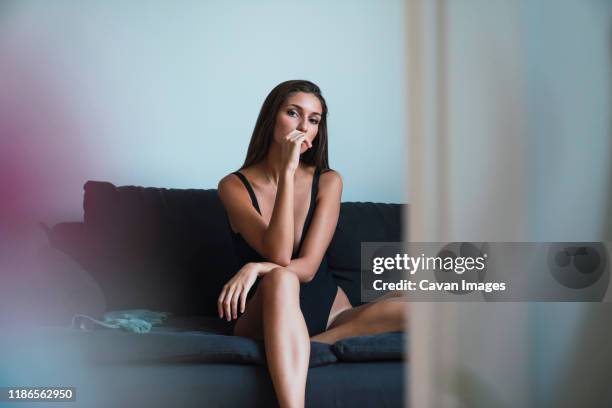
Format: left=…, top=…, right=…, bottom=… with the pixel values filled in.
left=218, top=171, right=239, bottom=189
left=319, top=167, right=342, bottom=180
left=318, top=167, right=343, bottom=192
left=219, top=164, right=256, bottom=183
left=217, top=169, right=249, bottom=198
left=218, top=166, right=264, bottom=199
left=301, top=164, right=341, bottom=178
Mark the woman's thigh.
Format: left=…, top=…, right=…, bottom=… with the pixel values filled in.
left=233, top=268, right=303, bottom=339
left=325, top=287, right=352, bottom=330
left=326, top=290, right=405, bottom=331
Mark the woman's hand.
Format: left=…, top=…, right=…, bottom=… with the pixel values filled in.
left=280, top=130, right=312, bottom=173
left=217, top=262, right=260, bottom=321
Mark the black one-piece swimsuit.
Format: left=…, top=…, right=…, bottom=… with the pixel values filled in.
left=229, top=167, right=338, bottom=336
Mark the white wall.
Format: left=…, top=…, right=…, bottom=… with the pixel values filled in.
left=0, top=0, right=407, bottom=224
left=524, top=0, right=612, bottom=241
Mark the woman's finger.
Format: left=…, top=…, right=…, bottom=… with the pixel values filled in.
left=286, top=129, right=301, bottom=140
left=223, top=286, right=235, bottom=322
left=292, top=135, right=307, bottom=149
left=218, top=285, right=228, bottom=319
left=240, top=289, right=248, bottom=314
left=230, top=287, right=241, bottom=319
left=289, top=132, right=306, bottom=142
left=240, top=275, right=255, bottom=314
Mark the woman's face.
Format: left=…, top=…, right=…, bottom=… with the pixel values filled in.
left=273, top=92, right=323, bottom=154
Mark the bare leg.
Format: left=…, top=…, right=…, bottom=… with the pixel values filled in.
left=259, top=267, right=309, bottom=408
left=311, top=297, right=407, bottom=345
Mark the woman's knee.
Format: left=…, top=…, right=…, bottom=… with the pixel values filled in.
left=260, top=267, right=299, bottom=295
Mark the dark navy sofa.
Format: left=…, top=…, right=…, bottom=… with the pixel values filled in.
left=43, top=180, right=407, bottom=407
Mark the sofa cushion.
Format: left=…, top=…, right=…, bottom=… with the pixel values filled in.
left=34, top=326, right=337, bottom=368
left=327, top=202, right=405, bottom=306
left=333, top=332, right=406, bottom=362
left=308, top=342, right=339, bottom=367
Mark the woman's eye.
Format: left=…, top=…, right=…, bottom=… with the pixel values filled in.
left=309, top=118, right=319, bottom=125
left=287, top=110, right=298, bottom=117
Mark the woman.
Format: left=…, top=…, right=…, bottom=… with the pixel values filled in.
left=217, top=80, right=405, bottom=408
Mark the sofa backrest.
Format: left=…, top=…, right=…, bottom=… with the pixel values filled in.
left=50, top=181, right=405, bottom=316
left=327, top=202, right=404, bottom=306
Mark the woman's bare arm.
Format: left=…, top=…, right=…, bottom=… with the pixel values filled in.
left=218, top=169, right=342, bottom=320
left=218, top=170, right=295, bottom=266
left=263, top=170, right=295, bottom=265
left=252, top=170, right=343, bottom=282
left=218, top=131, right=308, bottom=266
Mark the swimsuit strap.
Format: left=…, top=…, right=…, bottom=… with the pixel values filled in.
left=233, top=167, right=322, bottom=247
left=232, top=171, right=261, bottom=215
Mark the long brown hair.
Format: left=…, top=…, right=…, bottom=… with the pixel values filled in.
left=240, top=80, right=329, bottom=170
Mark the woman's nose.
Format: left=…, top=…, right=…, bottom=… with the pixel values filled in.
left=297, top=119, right=308, bottom=133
